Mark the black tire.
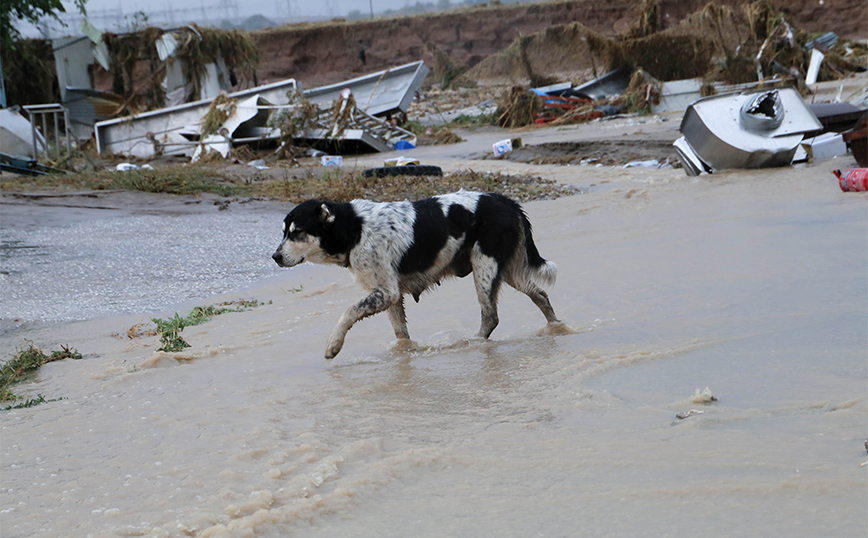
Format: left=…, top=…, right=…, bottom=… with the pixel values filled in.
left=362, top=165, right=443, bottom=178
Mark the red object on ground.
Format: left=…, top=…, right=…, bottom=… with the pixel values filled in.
left=834, top=168, right=868, bottom=192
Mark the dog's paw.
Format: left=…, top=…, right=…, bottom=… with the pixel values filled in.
left=535, top=320, right=581, bottom=336
left=324, top=333, right=345, bottom=359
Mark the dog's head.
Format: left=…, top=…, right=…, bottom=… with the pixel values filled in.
left=272, top=200, right=337, bottom=267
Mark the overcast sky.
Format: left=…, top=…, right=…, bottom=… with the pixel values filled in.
left=19, top=0, right=428, bottom=37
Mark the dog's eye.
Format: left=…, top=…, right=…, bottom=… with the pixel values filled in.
left=282, top=222, right=286, bottom=233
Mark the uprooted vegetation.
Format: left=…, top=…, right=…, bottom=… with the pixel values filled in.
left=1, top=343, right=82, bottom=408
left=103, top=25, right=259, bottom=112
left=1, top=164, right=579, bottom=204
left=460, top=0, right=867, bottom=128
left=149, top=300, right=269, bottom=352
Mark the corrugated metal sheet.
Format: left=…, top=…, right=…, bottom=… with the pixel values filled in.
left=53, top=37, right=93, bottom=102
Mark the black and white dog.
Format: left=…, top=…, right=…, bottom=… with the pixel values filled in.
left=272, top=190, right=560, bottom=358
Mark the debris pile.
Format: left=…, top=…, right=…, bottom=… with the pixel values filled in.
left=461, top=0, right=866, bottom=130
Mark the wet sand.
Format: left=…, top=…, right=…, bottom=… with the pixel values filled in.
left=1, top=117, right=866, bottom=537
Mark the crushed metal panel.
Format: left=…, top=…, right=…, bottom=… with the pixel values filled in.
left=192, top=94, right=274, bottom=161
left=304, top=61, right=428, bottom=117
left=63, top=87, right=124, bottom=141
left=0, top=108, right=46, bottom=158
left=156, top=32, right=179, bottom=61
left=673, top=136, right=710, bottom=176
left=95, top=78, right=299, bottom=158
left=678, top=87, right=822, bottom=171
left=572, top=66, right=633, bottom=100
left=651, top=78, right=703, bottom=114
left=300, top=129, right=393, bottom=154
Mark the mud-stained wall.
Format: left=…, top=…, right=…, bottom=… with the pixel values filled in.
left=252, top=0, right=866, bottom=88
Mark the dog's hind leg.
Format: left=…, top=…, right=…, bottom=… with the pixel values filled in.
left=325, top=288, right=398, bottom=359
left=471, top=250, right=502, bottom=338
left=522, top=284, right=560, bottom=324
left=387, top=296, right=410, bottom=340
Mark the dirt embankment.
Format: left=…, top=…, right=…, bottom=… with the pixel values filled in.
left=253, top=0, right=866, bottom=89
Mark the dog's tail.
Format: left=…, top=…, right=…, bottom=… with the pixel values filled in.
left=520, top=212, right=557, bottom=289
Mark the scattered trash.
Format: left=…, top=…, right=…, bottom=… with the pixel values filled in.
left=383, top=157, right=420, bottom=167
left=834, top=169, right=868, bottom=192
left=247, top=159, right=269, bottom=170
left=493, top=137, right=522, bottom=157
left=804, top=31, right=839, bottom=52
left=321, top=156, right=343, bottom=167
left=692, top=387, right=718, bottom=404
left=805, top=48, right=825, bottom=86
left=572, top=66, right=633, bottom=101
left=362, top=165, right=442, bottom=178
left=676, top=409, right=704, bottom=420
left=650, top=78, right=704, bottom=114
left=115, top=163, right=153, bottom=171
left=593, top=104, right=621, bottom=117
left=623, top=159, right=660, bottom=169
left=394, top=140, right=416, bottom=150
left=0, top=152, right=67, bottom=176
left=804, top=132, right=848, bottom=160
left=675, top=87, right=823, bottom=175
left=493, top=139, right=514, bottom=157
left=115, top=163, right=154, bottom=172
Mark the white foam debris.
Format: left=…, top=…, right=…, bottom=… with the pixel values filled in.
left=692, top=387, right=718, bottom=404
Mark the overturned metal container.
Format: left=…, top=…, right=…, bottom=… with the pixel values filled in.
left=674, top=87, right=822, bottom=175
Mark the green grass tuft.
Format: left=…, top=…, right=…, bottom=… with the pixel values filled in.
left=152, top=299, right=269, bottom=352
left=1, top=343, right=81, bottom=405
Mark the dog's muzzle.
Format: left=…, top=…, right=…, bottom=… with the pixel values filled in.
left=272, top=250, right=304, bottom=267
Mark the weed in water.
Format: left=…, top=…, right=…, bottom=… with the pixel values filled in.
left=3, top=394, right=63, bottom=411
left=152, top=313, right=191, bottom=352
left=1, top=342, right=82, bottom=406
left=151, top=299, right=268, bottom=352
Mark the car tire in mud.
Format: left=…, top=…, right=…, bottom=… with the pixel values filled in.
left=362, top=165, right=443, bottom=178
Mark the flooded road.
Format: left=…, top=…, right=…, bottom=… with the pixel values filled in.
left=0, top=197, right=286, bottom=329
left=1, top=164, right=866, bottom=537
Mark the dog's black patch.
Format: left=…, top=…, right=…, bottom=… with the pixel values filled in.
left=398, top=198, right=449, bottom=275
left=448, top=203, right=475, bottom=278
left=475, top=193, right=523, bottom=266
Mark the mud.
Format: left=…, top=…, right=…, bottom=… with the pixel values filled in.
left=485, top=136, right=679, bottom=167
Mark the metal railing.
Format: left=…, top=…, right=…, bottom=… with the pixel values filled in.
left=22, top=104, right=72, bottom=162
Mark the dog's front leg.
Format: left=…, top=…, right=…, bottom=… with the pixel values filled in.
left=386, top=296, right=410, bottom=340
left=325, top=288, right=397, bottom=358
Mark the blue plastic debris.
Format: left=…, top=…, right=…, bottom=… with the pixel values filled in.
left=394, top=140, right=416, bottom=150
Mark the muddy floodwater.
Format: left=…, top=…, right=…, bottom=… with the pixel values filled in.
left=1, top=163, right=866, bottom=537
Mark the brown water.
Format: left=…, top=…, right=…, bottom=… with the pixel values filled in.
left=2, top=164, right=866, bottom=537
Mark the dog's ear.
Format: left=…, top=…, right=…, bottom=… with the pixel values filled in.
left=320, top=203, right=335, bottom=224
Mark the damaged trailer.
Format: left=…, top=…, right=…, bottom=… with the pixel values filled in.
left=674, top=87, right=823, bottom=175
left=94, top=60, right=429, bottom=159
left=94, top=78, right=300, bottom=158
